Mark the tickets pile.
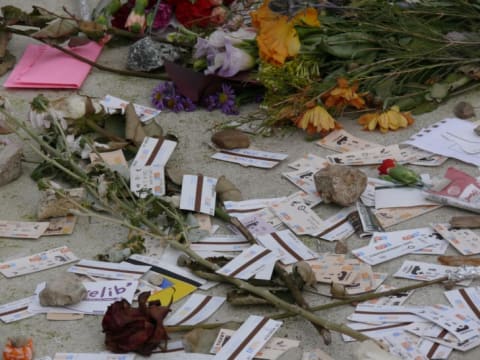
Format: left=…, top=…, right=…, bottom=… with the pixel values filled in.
left=343, top=286, right=480, bottom=359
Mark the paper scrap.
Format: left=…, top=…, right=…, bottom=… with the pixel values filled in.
left=375, top=186, right=437, bottom=209
left=47, top=313, right=84, bottom=321
left=180, top=174, right=217, bottom=215
left=68, top=259, right=151, bottom=281
left=4, top=42, right=102, bottom=89
left=348, top=304, right=426, bottom=324
left=0, top=296, right=35, bottom=323
left=127, top=254, right=204, bottom=303
left=282, top=167, right=323, bottom=200
left=256, top=230, right=318, bottom=265
left=211, top=148, right=288, bottom=168
left=211, top=328, right=299, bottom=360
left=432, top=223, right=480, bottom=255
left=164, top=293, right=225, bottom=326
left=288, top=153, right=328, bottom=170
left=89, top=149, right=128, bottom=167
left=190, top=235, right=250, bottom=252
left=216, top=245, right=279, bottom=280
left=316, top=129, right=379, bottom=153
left=43, top=215, right=77, bottom=236
left=372, top=205, right=441, bottom=229
left=101, top=94, right=161, bottom=123
left=130, top=137, right=177, bottom=197
left=326, top=145, right=403, bottom=165
left=0, top=220, right=50, bottom=239
left=0, top=246, right=78, bottom=278
left=270, top=194, right=324, bottom=236
left=212, top=315, right=282, bottom=360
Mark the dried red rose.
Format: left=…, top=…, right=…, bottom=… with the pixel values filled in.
left=102, top=292, right=170, bottom=355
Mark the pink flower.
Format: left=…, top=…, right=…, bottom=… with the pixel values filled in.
left=125, top=11, right=146, bottom=33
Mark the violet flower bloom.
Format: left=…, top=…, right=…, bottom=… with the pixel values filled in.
left=151, top=81, right=196, bottom=112
left=217, top=83, right=239, bottom=115
left=217, top=38, right=256, bottom=77
left=151, top=82, right=176, bottom=110
left=203, top=94, right=219, bottom=111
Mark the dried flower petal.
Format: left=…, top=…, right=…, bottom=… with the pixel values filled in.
left=102, top=292, right=170, bottom=355
left=358, top=106, right=414, bottom=132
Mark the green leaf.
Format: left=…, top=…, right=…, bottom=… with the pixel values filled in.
left=429, top=83, right=449, bottom=101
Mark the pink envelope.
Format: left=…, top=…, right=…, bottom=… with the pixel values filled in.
left=4, top=41, right=103, bottom=89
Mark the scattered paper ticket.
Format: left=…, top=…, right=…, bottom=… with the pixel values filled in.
left=0, top=296, right=35, bottom=323
left=189, top=235, right=250, bottom=252
left=180, top=174, right=217, bottom=215
left=316, top=129, right=379, bottom=152
left=68, top=259, right=151, bottom=281
left=0, top=246, right=78, bottom=278
left=288, top=153, right=328, bottom=170
left=372, top=205, right=441, bottom=228
left=0, top=220, right=50, bottom=239
left=432, top=223, right=480, bottom=255
left=211, top=148, right=288, bottom=168
left=445, top=287, right=480, bottom=321
left=89, top=149, right=128, bottom=167
left=415, top=304, right=480, bottom=342
left=164, top=294, right=225, bottom=326
left=345, top=272, right=387, bottom=296
left=282, top=167, right=322, bottom=199
left=101, top=94, right=161, bottom=123
left=43, top=215, right=77, bottom=236
left=211, top=328, right=299, bottom=360
left=374, top=186, right=437, bottom=209
left=347, top=304, right=426, bottom=324
left=326, top=145, right=403, bottom=165
left=216, top=245, right=279, bottom=280
left=130, top=137, right=177, bottom=197
left=363, top=285, right=414, bottom=307
left=213, top=315, right=282, bottom=360
left=352, top=234, right=429, bottom=266
left=239, top=214, right=276, bottom=236
left=54, top=354, right=135, bottom=360
left=256, top=230, right=318, bottom=265
left=394, top=260, right=471, bottom=286
left=270, top=194, right=324, bottom=236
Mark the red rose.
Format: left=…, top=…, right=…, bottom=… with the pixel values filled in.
left=102, top=292, right=170, bottom=355
left=378, top=158, right=396, bottom=175
left=174, top=0, right=215, bottom=28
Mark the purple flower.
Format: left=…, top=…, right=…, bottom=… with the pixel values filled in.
left=203, top=94, right=219, bottom=111
left=151, top=81, right=196, bottom=112
left=217, top=83, right=239, bottom=115
left=217, top=38, right=256, bottom=78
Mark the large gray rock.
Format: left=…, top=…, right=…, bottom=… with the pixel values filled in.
left=39, top=273, right=87, bottom=306
left=127, top=37, right=182, bottom=72
left=0, top=141, right=22, bottom=186
left=314, top=165, right=367, bottom=206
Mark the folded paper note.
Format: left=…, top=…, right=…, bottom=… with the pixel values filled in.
left=4, top=42, right=102, bottom=89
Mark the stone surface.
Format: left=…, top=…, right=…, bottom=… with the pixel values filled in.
left=39, top=273, right=87, bottom=306
left=211, top=129, right=250, bottom=149
left=314, top=165, right=367, bottom=206
left=0, top=141, right=22, bottom=186
left=475, top=124, right=480, bottom=136
left=127, top=37, right=182, bottom=72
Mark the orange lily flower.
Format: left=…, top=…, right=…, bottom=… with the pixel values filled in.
left=358, top=106, right=415, bottom=132
left=294, top=105, right=340, bottom=134
left=323, top=78, right=366, bottom=111
left=251, top=1, right=320, bottom=66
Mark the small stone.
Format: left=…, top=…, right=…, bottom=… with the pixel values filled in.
left=127, top=37, right=182, bottom=72
left=39, top=273, right=87, bottom=306
left=211, top=129, right=250, bottom=149
left=475, top=124, right=480, bottom=136
left=147, top=273, right=165, bottom=287
left=107, top=247, right=131, bottom=263
left=314, top=165, right=367, bottom=206
left=0, top=141, right=22, bottom=186
left=216, top=175, right=242, bottom=202
left=335, top=240, right=348, bottom=254
left=454, top=101, right=475, bottom=119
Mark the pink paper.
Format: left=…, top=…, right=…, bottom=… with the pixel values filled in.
left=4, top=42, right=102, bottom=89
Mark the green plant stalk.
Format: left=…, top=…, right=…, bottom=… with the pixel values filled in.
left=2, top=109, right=371, bottom=342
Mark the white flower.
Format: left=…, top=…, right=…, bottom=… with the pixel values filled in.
left=217, top=38, right=256, bottom=77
